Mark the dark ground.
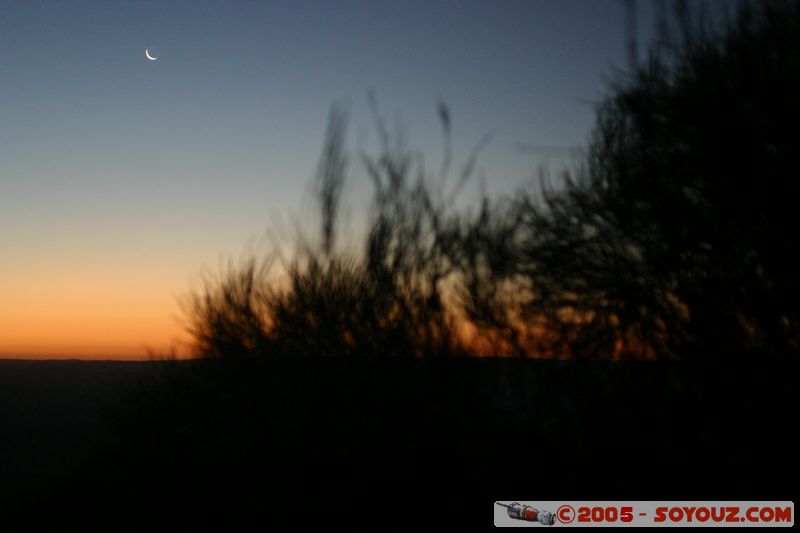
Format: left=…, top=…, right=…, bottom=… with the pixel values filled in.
left=0, top=357, right=795, bottom=528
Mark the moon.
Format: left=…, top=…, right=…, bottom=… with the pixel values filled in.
left=145, top=49, right=158, bottom=61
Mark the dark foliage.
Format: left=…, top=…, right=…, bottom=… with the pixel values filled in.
left=461, top=0, right=800, bottom=360
left=185, top=1, right=799, bottom=362
left=184, top=97, right=482, bottom=359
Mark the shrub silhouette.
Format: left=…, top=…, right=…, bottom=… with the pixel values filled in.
left=459, top=0, right=800, bottom=359
left=184, top=102, right=480, bottom=359
left=185, top=1, right=800, bottom=361
left=185, top=258, right=272, bottom=359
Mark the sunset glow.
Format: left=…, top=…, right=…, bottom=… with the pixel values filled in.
left=0, top=0, right=643, bottom=359
left=0, top=269, right=190, bottom=358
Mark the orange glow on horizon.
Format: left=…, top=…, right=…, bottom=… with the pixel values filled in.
left=0, top=268, right=193, bottom=360
left=0, top=315, right=192, bottom=359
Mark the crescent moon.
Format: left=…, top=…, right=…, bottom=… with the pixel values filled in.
left=145, top=49, right=158, bottom=61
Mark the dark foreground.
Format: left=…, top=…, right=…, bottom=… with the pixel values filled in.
left=0, top=357, right=795, bottom=527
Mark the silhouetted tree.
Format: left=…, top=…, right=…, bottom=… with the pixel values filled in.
left=460, top=0, right=800, bottom=359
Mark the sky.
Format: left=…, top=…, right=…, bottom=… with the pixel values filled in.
left=0, top=0, right=659, bottom=359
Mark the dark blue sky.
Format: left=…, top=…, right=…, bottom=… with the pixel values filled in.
left=0, top=0, right=666, bottom=356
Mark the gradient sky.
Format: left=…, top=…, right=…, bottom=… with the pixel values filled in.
left=1, top=0, right=661, bottom=358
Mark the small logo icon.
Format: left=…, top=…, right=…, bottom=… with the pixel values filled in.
left=496, top=502, right=556, bottom=525
left=556, top=504, right=576, bottom=524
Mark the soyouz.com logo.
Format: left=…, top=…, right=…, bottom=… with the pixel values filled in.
left=494, top=501, right=794, bottom=527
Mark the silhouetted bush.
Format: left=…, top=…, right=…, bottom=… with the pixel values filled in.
left=184, top=101, right=483, bottom=359
left=460, top=0, right=800, bottom=359
left=185, top=258, right=272, bottom=359
left=186, top=1, right=799, bottom=361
